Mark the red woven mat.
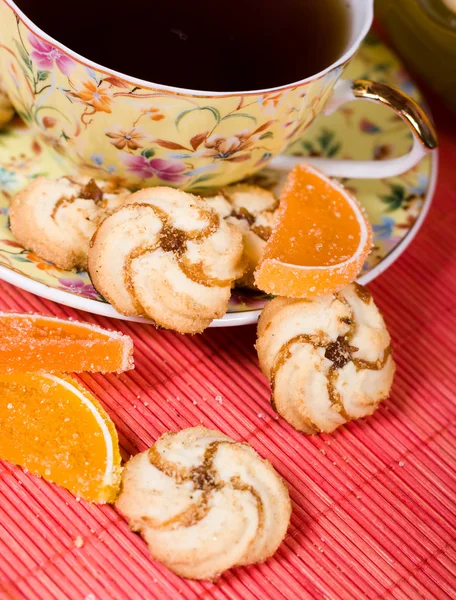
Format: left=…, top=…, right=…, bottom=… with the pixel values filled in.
left=1, top=89, right=455, bottom=599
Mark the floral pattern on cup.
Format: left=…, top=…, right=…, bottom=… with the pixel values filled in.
left=0, top=33, right=433, bottom=313
left=28, top=33, right=75, bottom=75
left=0, top=5, right=341, bottom=189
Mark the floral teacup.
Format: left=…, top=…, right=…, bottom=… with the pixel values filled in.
left=0, top=0, right=437, bottom=190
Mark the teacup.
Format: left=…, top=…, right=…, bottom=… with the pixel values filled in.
left=0, top=0, right=437, bottom=190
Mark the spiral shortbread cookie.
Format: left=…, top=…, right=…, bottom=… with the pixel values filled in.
left=205, top=185, right=278, bottom=288
left=10, top=176, right=130, bottom=270
left=88, top=187, right=244, bottom=334
left=116, top=427, right=291, bottom=580
left=256, top=283, right=395, bottom=433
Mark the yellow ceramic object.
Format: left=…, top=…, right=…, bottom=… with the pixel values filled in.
left=0, top=0, right=341, bottom=189
left=0, top=0, right=436, bottom=189
left=0, top=75, right=14, bottom=128
left=0, top=32, right=437, bottom=325
left=377, top=0, right=456, bottom=113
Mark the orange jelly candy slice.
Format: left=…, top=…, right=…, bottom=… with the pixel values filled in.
left=0, top=313, right=134, bottom=374
left=254, top=164, right=373, bottom=298
left=0, top=372, right=121, bottom=503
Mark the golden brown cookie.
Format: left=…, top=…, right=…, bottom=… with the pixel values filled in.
left=205, top=184, right=278, bottom=288
left=9, top=176, right=130, bottom=270
left=256, top=283, right=395, bottom=433
left=116, top=426, right=291, bottom=580
left=88, top=187, right=245, bottom=334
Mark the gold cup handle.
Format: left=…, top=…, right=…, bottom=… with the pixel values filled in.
left=352, top=79, right=437, bottom=150
left=270, top=79, right=438, bottom=179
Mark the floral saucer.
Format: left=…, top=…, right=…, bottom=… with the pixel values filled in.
left=0, top=33, right=436, bottom=327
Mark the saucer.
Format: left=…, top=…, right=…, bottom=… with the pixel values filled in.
left=0, top=33, right=437, bottom=327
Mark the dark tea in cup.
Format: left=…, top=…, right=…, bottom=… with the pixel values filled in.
left=14, top=0, right=350, bottom=91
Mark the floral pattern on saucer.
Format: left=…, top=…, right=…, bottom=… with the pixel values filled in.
left=0, top=33, right=434, bottom=315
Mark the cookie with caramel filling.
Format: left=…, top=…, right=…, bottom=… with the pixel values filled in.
left=256, top=283, right=395, bottom=433
left=88, top=187, right=245, bottom=333
left=10, top=176, right=130, bottom=270
left=116, top=426, right=291, bottom=580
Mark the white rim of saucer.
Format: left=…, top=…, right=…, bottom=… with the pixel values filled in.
left=0, top=150, right=438, bottom=328
left=3, top=0, right=373, bottom=97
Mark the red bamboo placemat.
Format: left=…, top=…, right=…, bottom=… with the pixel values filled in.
left=1, top=92, right=455, bottom=600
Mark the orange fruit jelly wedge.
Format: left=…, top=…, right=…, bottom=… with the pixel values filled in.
left=0, top=372, right=121, bottom=503
left=254, top=164, right=373, bottom=298
left=0, top=313, right=134, bottom=374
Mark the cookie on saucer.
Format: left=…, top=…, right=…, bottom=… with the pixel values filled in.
left=88, top=187, right=245, bottom=334
left=9, top=176, right=131, bottom=270
left=256, top=283, right=395, bottom=433
left=205, top=184, right=278, bottom=288
left=116, top=426, right=291, bottom=580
